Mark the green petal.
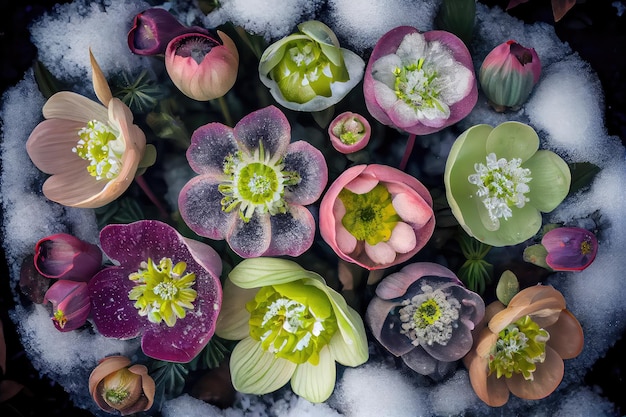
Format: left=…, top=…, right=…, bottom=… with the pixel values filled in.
left=291, top=346, right=336, bottom=403
left=215, top=279, right=258, bottom=340
left=273, top=280, right=333, bottom=319
left=230, top=336, right=296, bottom=394
left=524, top=150, right=571, bottom=212
left=485, top=121, right=539, bottom=163
left=298, top=21, right=340, bottom=49
left=276, top=70, right=317, bottom=104
left=228, top=257, right=320, bottom=289
left=488, top=204, right=543, bottom=246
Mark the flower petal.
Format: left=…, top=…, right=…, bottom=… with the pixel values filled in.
left=505, top=346, right=564, bottom=400
left=466, top=346, right=510, bottom=407
left=227, top=212, right=272, bottom=258
left=386, top=221, right=417, bottom=254
left=233, top=106, right=290, bottom=158
left=187, top=123, right=238, bottom=175
left=364, top=241, right=396, bottom=265
left=545, top=309, right=584, bottom=359
left=524, top=150, right=571, bottom=212
left=365, top=296, right=415, bottom=357
left=485, top=121, right=539, bottom=163
left=375, top=262, right=460, bottom=300
left=400, top=345, right=439, bottom=375
left=215, top=279, right=258, bottom=340
left=291, top=346, right=336, bottom=403
left=392, top=192, right=433, bottom=227
left=265, top=205, right=316, bottom=257
left=26, top=119, right=90, bottom=174
left=228, top=257, right=318, bottom=289
left=283, top=141, right=328, bottom=205
left=90, top=49, right=113, bottom=106
left=42, top=91, right=108, bottom=122
left=42, top=171, right=107, bottom=207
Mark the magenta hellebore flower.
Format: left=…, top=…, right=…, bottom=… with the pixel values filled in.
left=34, top=233, right=102, bottom=281
left=479, top=40, right=541, bottom=111
left=542, top=227, right=598, bottom=271
left=328, top=112, right=371, bottom=154
left=178, top=105, right=328, bottom=258
left=88, top=220, right=222, bottom=363
left=319, top=164, right=435, bottom=270
left=363, top=26, right=477, bottom=135
left=44, top=280, right=91, bottom=332
left=366, top=262, right=485, bottom=378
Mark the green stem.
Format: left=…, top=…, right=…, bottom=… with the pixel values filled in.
left=399, top=133, right=416, bottom=171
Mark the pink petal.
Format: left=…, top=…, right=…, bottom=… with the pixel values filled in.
left=375, top=262, right=459, bottom=300
left=283, top=141, right=328, bottom=205
left=387, top=221, right=417, bottom=254
left=233, top=106, right=290, bottom=159
left=187, top=123, right=238, bottom=175
left=42, top=91, right=108, bottom=122
left=26, top=119, right=88, bottom=174
left=392, top=192, right=433, bottom=227
left=505, top=346, right=564, bottom=400
left=344, top=174, right=379, bottom=194
left=265, top=205, right=316, bottom=257
left=364, top=241, right=396, bottom=265
left=336, top=224, right=357, bottom=255
left=227, top=212, right=272, bottom=258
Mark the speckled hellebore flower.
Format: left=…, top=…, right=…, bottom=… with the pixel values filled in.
left=259, top=20, right=365, bottom=111
left=26, top=51, right=148, bottom=208
left=479, top=40, right=541, bottom=111
left=542, top=227, right=598, bottom=271
left=444, top=121, right=570, bottom=247
left=178, top=105, right=328, bottom=258
left=88, top=220, right=222, bottom=363
left=165, top=30, right=239, bottom=101
left=319, top=164, right=435, bottom=270
left=34, top=233, right=101, bottom=281
left=44, top=280, right=91, bottom=332
left=363, top=26, right=477, bottom=135
left=89, top=355, right=155, bottom=415
left=464, top=285, right=583, bottom=406
left=328, top=112, right=371, bottom=154
left=366, top=262, right=485, bottom=379
left=215, top=258, right=368, bottom=403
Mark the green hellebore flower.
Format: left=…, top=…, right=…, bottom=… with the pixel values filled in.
left=215, top=257, right=368, bottom=403
left=444, top=121, right=570, bottom=247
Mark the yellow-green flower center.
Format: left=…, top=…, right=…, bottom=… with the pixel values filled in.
left=580, top=238, right=592, bottom=255
left=246, top=281, right=338, bottom=365
left=488, top=315, right=549, bottom=380
left=53, top=309, right=67, bottom=329
left=393, top=58, right=444, bottom=112
left=102, top=368, right=141, bottom=409
left=398, top=284, right=460, bottom=346
left=332, top=117, right=366, bottom=145
left=338, top=184, right=401, bottom=246
left=73, top=119, right=124, bottom=180
left=128, top=257, right=197, bottom=327
left=218, top=143, right=300, bottom=222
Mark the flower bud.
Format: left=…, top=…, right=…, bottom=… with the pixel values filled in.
left=44, top=280, right=91, bottom=332
left=541, top=227, right=598, bottom=271
left=34, top=233, right=102, bottom=281
left=479, top=40, right=541, bottom=111
left=89, top=356, right=155, bottom=416
left=328, top=112, right=371, bottom=154
left=165, top=30, right=239, bottom=101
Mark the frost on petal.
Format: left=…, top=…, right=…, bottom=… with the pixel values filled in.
left=227, top=212, right=272, bottom=258
left=187, top=123, right=238, bottom=175
left=265, top=206, right=316, bottom=257
left=233, top=106, right=290, bottom=158
left=283, top=141, right=328, bottom=206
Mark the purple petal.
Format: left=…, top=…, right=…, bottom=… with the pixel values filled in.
left=264, top=205, right=316, bottom=257
left=400, top=345, right=440, bottom=375
left=283, top=141, right=328, bottom=206
left=178, top=175, right=236, bottom=240
left=233, top=106, right=290, bottom=158
left=365, top=296, right=415, bottom=357
left=187, top=123, right=238, bottom=175
left=421, top=320, right=474, bottom=362
left=542, top=227, right=598, bottom=271
left=226, top=212, right=272, bottom=258
left=376, top=262, right=460, bottom=300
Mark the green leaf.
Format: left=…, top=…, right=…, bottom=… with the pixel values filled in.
left=568, top=162, right=601, bottom=195
left=187, top=337, right=234, bottom=371
left=523, top=244, right=552, bottom=271
left=435, top=0, right=476, bottom=45
left=149, top=360, right=189, bottom=400
left=496, top=270, right=519, bottom=306
left=458, top=258, right=493, bottom=294
left=94, top=197, right=145, bottom=229
left=33, top=60, right=62, bottom=99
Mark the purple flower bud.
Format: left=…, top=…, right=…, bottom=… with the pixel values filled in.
left=34, top=233, right=102, bottom=281
left=44, top=280, right=91, bottom=332
left=542, top=227, right=598, bottom=271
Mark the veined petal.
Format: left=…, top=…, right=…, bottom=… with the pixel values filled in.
left=485, top=121, right=539, bottom=163
left=524, top=150, right=571, bottom=212
left=291, top=346, right=336, bottom=403
left=26, top=119, right=90, bottom=174
left=42, top=170, right=108, bottom=207
left=228, top=257, right=320, bottom=289
left=42, top=91, right=108, bottom=122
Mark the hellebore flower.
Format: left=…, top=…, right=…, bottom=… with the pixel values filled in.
left=464, top=285, right=583, bottom=406
left=44, top=280, right=91, bottom=332
left=34, top=233, right=101, bottom=281
left=363, top=26, right=477, bottom=135
left=165, top=30, right=239, bottom=101
left=178, top=105, right=328, bottom=258
left=319, top=164, right=435, bottom=270
left=328, top=112, right=371, bottom=154
left=366, top=262, right=485, bottom=379
left=128, top=8, right=208, bottom=56
left=259, top=20, right=365, bottom=111
left=26, top=51, right=148, bottom=208
left=215, top=258, right=368, bottom=403
left=89, top=355, right=155, bottom=415
left=542, top=227, right=598, bottom=271
left=88, top=220, right=222, bottom=363
left=479, top=40, right=541, bottom=111
left=444, top=121, right=571, bottom=247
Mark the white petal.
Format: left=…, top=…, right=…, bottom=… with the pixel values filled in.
left=291, top=346, right=336, bottom=403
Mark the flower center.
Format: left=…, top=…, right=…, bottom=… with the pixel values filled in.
left=393, top=57, right=445, bottom=113
left=468, top=152, right=532, bottom=229
left=218, top=142, right=300, bottom=222
left=488, top=315, right=549, bottom=380
left=73, top=120, right=124, bottom=180
left=102, top=368, right=142, bottom=409
left=580, top=238, right=593, bottom=255
left=332, top=117, right=366, bottom=145
left=128, top=257, right=197, bottom=327
left=53, top=309, right=67, bottom=329
left=174, top=35, right=219, bottom=64
left=398, top=284, right=460, bottom=346
left=246, top=282, right=338, bottom=365
left=338, top=184, right=401, bottom=246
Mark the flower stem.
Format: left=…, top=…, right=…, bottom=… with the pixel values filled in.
left=135, top=175, right=169, bottom=220
left=399, top=133, right=416, bottom=171
left=217, top=95, right=233, bottom=127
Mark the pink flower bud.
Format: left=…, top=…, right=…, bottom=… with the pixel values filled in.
left=44, top=280, right=91, bottom=332
left=34, top=233, right=102, bottom=281
left=328, top=112, right=371, bottom=154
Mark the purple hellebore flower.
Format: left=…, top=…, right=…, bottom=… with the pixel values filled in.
left=44, top=279, right=91, bottom=332
left=34, top=233, right=102, bottom=281
left=542, top=227, right=598, bottom=271
left=363, top=26, right=477, bottom=135
left=88, top=220, right=222, bottom=363
left=366, top=262, right=485, bottom=379
left=178, top=105, right=328, bottom=258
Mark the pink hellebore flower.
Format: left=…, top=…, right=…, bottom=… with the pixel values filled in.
left=363, top=26, right=477, bottom=135
left=44, top=280, right=91, bottom=332
left=479, top=40, right=541, bottom=111
left=328, top=112, right=371, bottom=154
left=542, top=227, right=598, bottom=271
left=178, top=105, right=328, bottom=258
left=165, top=30, right=239, bottom=101
left=26, top=51, right=147, bottom=208
left=88, top=220, right=223, bottom=363
left=34, top=233, right=102, bottom=281
left=319, top=164, right=435, bottom=270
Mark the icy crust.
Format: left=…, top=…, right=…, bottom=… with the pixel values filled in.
left=1, top=0, right=625, bottom=416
